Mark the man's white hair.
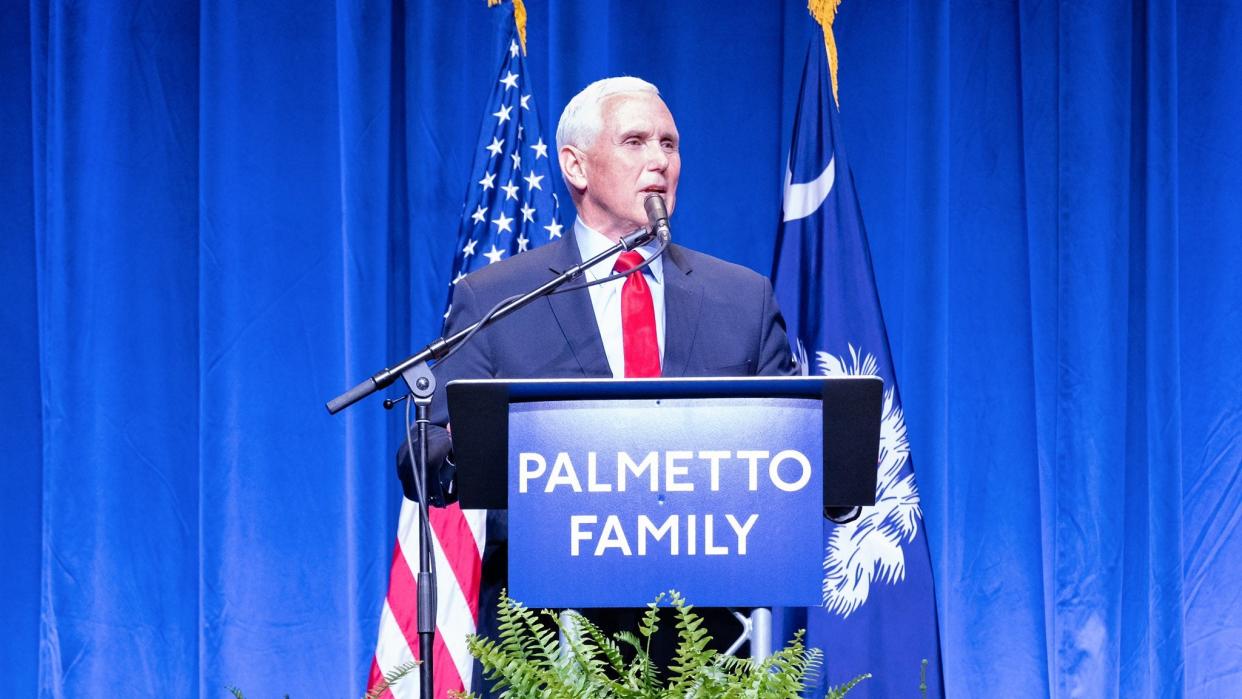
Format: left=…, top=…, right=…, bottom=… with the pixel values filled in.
left=555, top=76, right=661, bottom=152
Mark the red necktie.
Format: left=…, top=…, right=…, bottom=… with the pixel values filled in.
left=613, top=251, right=660, bottom=377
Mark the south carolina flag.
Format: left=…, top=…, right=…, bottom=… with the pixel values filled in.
left=771, top=8, right=945, bottom=698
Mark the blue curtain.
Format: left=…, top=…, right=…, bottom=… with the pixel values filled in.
left=3, top=1, right=1238, bottom=697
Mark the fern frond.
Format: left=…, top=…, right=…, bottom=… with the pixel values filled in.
left=826, top=672, right=871, bottom=699
left=614, top=630, right=660, bottom=694
left=665, top=591, right=714, bottom=693
left=556, top=610, right=610, bottom=687
left=362, top=660, right=418, bottom=699
left=575, top=612, right=629, bottom=675
left=638, top=592, right=665, bottom=638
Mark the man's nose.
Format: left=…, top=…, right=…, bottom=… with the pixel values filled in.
left=645, top=142, right=669, bottom=171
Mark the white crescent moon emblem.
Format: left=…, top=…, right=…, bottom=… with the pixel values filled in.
left=782, top=156, right=836, bottom=222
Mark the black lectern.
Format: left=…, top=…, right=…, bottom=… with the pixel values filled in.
left=446, top=376, right=881, bottom=609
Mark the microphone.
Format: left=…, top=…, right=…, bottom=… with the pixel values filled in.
left=644, top=194, right=672, bottom=245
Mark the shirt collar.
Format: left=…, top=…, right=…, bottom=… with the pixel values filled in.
left=573, top=217, right=664, bottom=284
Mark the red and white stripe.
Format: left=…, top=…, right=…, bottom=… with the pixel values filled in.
left=368, top=500, right=487, bottom=698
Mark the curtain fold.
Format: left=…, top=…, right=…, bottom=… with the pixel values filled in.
left=4, top=1, right=1239, bottom=696
left=1050, top=2, right=1183, bottom=694
left=1171, top=3, right=1242, bottom=697
left=196, top=1, right=402, bottom=693
left=27, top=1, right=202, bottom=694
left=0, top=3, right=42, bottom=697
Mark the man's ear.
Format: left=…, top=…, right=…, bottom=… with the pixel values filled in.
left=559, top=145, right=588, bottom=193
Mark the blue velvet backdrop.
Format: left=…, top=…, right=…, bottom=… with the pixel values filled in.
left=3, top=1, right=1240, bottom=697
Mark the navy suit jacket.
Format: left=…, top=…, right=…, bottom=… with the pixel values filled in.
left=398, top=234, right=795, bottom=503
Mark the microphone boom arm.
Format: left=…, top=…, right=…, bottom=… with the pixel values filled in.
left=325, top=226, right=657, bottom=414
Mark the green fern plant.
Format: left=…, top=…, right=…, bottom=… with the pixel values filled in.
left=453, top=590, right=868, bottom=699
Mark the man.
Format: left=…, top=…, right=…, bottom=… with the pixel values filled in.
left=402, top=76, right=794, bottom=497
left=399, top=76, right=795, bottom=673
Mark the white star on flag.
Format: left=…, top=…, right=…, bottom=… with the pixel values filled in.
left=517, top=232, right=530, bottom=252
left=462, top=238, right=478, bottom=257
left=499, top=71, right=519, bottom=90
left=510, top=152, right=522, bottom=170
left=524, top=171, right=544, bottom=191
left=491, top=211, right=513, bottom=233
left=479, top=171, right=496, bottom=190
left=493, top=104, right=513, bottom=123
left=471, top=205, right=486, bottom=224
left=520, top=202, right=536, bottom=222
left=483, top=244, right=505, bottom=264
left=521, top=94, right=532, bottom=110
left=530, top=138, right=548, bottom=159
left=545, top=220, right=563, bottom=239
left=500, top=181, right=519, bottom=201
left=485, top=137, right=504, bottom=157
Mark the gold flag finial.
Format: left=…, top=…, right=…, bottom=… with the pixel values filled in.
left=488, top=0, right=528, bottom=53
left=807, top=0, right=841, bottom=106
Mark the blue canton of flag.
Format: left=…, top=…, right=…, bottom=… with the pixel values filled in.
left=448, top=23, right=563, bottom=315
left=772, top=34, right=945, bottom=698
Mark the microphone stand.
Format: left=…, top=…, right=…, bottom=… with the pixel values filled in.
left=326, top=224, right=661, bottom=699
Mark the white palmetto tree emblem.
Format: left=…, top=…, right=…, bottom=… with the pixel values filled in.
left=802, top=342, right=923, bottom=617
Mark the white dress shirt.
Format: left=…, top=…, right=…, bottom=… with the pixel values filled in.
left=573, top=218, right=666, bottom=378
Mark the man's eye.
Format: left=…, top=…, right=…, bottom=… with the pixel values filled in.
left=662, top=141, right=676, bottom=151
left=624, top=138, right=642, bottom=146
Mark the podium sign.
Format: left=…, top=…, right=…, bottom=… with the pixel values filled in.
left=507, top=396, right=823, bottom=608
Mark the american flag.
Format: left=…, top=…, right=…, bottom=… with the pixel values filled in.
left=445, top=31, right=563, bottom=299
left=367, top=3, right=561, bottom=696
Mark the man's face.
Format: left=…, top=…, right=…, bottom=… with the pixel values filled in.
left=576, top=92, right=680, bottom=239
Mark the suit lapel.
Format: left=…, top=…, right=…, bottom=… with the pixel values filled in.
left=660, top=245, right=702, bottom=377
left=545, top=236, right=612, bottom=377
